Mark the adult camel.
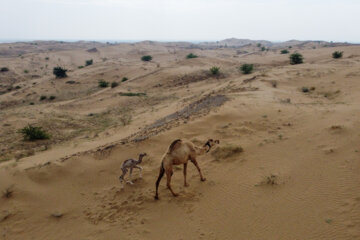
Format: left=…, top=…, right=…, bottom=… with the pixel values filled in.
left=155, top=138, right=219, bottom=199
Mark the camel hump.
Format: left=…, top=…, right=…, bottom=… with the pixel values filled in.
left=168, top=139, right=182, bottom=153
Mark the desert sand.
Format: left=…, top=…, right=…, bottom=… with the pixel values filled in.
left=0, top=39, right=360, bottom=240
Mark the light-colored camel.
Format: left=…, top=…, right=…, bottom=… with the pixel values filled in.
left=155, top=139, right=219, bottom=199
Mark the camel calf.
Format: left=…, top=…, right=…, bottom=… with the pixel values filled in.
left=155, top=139, right=219, bottom=199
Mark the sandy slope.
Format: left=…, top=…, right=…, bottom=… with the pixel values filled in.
left=1, top=41, right=360, bottom=240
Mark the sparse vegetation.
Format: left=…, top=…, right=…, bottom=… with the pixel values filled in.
left=19, top=125, right=50, bottom=141
left=49, top=95, right=56, bottom=100
left=66, top=80, right=76, bottom=84
left=210, top=66, right=220, bottom=75
left=289, top=53, right=303, bottom=65
left=98, top=80, right=109, bottom=88
left=257, top=43, right=261, bottom=47
left=281, top=49, right=289, bottom=54
left=24, top=70, right=29, bottom=74
left=111, top=82, right=119, bottom=88
left=240, top=64, right=254, bottom=74
left=0, top=67, right=9, bottom=72
left=186, top=53, right=198, bottom=59
left=332, top=51, right=343, bottom=59
left=121, top=77, right=128, bottom=82
left=45, top=57, right=49, bottom=60
left=40, top=95, right=47, bottom=101
left=85, top=59, right=93, bottom=66
left=2, top=186, right=13, bottom=198
left=78, top=66, right=84, bottom=69
left=211, top=145, right=243, bottom=161
left=53, top=67, right=68, bottom=78
left=119, top=92, right=146, bottom=97
left=141, top=55, right=152, bottom=61
left=261, top=47, right=266, bottom=51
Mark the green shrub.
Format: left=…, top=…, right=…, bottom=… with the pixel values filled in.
left=19, top=125, right=50, bottom=141
left=45, top=57, right=49, bottom=60
left=111, top=82, right=119, bottom=88
left=261, top=47, right=266, bottom=51
left=29, top=102, right=34, bottom=105
left=53, top=67, right=67, bottom=78
left=240, top=64, right=254, bottom=74
left=78, top=66, right=84, bottom=69
left=332, top=51, right=343, bottom=59
left=24, top=70, right=29, bottom=74
left=85, top=59, right=93, bottom=66
left=98, top=80, right=109, bottom=88
left=141, top=55, right=152, bottom=61
left=40, top=95, right=47, bottom=101
left=281, top=49, right=289, bottom=54
left=119, top=92, right=146, bottom=96
left=49, top=95, right=56, bottom=100
left=121, top=77, right=128, bottom=82
left=0, top=67, right=9, bottom=72
left=289, top=53, right=304, bottom=65
left=210, top=66, right=220, bottom=75
left=15, top=86, right=21, bottom=89
left=186, top=53, right=198, bottom=59
left=257, top=43, right=261, bottom=47
left=288, top=46, right=292, bottom=49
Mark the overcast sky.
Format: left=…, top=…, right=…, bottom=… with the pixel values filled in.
left=1, top=0, right=360, bottom=42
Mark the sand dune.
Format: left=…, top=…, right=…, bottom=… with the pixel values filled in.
left=1, top=40, right=360, bottom=240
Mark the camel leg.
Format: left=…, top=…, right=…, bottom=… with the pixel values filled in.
left=119, top=168, right=127, bottom=188
left=127, top=167, right=134, bottom=184
left=134, top=166, right=143, bottom=178
left=190, top=157, right=206, bottom=181
left=183, top=163, right=189, bottom=187
left=166, top=168, right=178, bottom=197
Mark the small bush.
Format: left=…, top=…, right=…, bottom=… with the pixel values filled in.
left=332, top=51, right=343, bottom=59
left=24, top=70, right=29, bottom=74
left=85, top=59, right=93, bottom=66
left=98, top=80, right=109, bottom=88
left=141, top=55, right=152, bottom=61
left=281, top=49, right=289, bottom=54
left=121, top=77, right=128, bottom=82
left=119, top=92, right=146, bottom=97
left=288, top=46, right=292, bottom=49
left=210, top=66, right=220, bottom=75
left=15, top=86, right=21, bottom=89
left=45, top=57, right=49, bottom=60
left=78, top=66, right=84, bottom=69
left=289, top=53, right=303, bottom=65
left=111, top=82, right=119, bottom=88
left=49, top=95, right=56, bottom=100
left=19, top=125, right=50, bottom=141
left=40, top=95, right=47, bottom=101
left=261, top=47, right=266, bottom=51
left=53, top=67, right=67, bottom=78
left=29, top=102, right=34, bottom=105
left=257, top=43, right=261, bottom=47
left=240, top=64, right=254, bottom=74
left=186, top=53, right=198, bottom=59
left=0, top=67, right=9, bottom=72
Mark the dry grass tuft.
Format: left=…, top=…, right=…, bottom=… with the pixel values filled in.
left=211, top=145, right=243, bottom=161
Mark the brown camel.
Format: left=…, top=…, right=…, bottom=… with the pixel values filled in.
left=155, top=138, right=220, bottom=199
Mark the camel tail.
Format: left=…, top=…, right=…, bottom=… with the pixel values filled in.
left=155, top=162, right=165, bottom=200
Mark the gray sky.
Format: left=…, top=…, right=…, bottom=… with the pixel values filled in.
left=1, top=0, right=360, bottom=42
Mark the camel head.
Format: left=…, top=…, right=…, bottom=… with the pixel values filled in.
left=139, top=152, right=147, bottom=157
left=204, top=139, right=220, bottom=152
